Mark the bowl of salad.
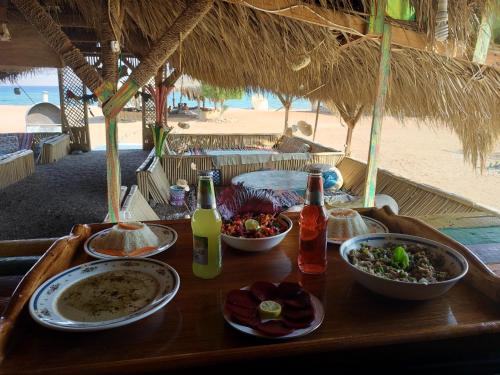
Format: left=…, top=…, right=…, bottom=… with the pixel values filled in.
left=221, top=213, right=293, bottom=252
left=339, top=233, right=468, bottom=300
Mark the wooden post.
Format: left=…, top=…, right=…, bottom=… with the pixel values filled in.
left=276, top=93, right=292, bottom=133
left=345, top=122, right=355, bottom=156
left=313, top=100, right=320, bottom=140
left=284, top=101, right=291, bottom=133
left=337, top=103, right=364, bottom=157
left=100, top=10, right=122, bottom=223
left=472, top=12, right=493, bottom=64
left=363, top=0, right=391, bottom=207
left=57, top=68, right=69, bottom=134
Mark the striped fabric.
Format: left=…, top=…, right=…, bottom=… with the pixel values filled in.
left=18, top=133, right=34, bottom=150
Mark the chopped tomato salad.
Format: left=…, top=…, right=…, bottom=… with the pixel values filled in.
left=222, top=213, right=288, bottom=238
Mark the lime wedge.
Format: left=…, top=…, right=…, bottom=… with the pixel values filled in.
left=244, top=219, right=260, bottom=232
left=258, top=300, right=282, bottom=319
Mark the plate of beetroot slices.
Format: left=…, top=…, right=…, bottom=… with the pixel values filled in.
left=223, top=281, right=325, bottom=339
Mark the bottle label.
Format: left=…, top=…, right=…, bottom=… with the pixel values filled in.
left=193, top=235, right=209, bottom=265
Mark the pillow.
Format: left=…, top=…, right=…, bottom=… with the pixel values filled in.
left=0, top=136, right=19, bottom=155
left=277, top=137, right=311, bottom=153
left=304, top=164, right=343, bottom=191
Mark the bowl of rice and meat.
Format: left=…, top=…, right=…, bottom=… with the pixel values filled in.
left=340, top=233, right=468, bottom=300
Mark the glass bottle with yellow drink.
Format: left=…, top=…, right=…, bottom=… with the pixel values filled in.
left=191, top=171, right=222, bottom=279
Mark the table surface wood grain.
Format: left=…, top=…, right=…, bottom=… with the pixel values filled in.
left=2, top=214, right=500, bottom=375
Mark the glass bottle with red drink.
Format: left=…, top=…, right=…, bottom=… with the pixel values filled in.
left=298, top=169, right=328, bottom=274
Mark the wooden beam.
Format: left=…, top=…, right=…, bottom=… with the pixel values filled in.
left=102, top=0, right=214, bottom=119
left=8, top=9, right=91, bottom=28
left=0, top=22, right=62, bottom=68
left=11, top=0, right=103, bottom=91
left=224, top=0, right=499, bottom=66
left=363, top=1, right=391, bottom=208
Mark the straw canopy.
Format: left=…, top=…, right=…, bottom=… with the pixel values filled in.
left=2, top=0, right=499, bottom=165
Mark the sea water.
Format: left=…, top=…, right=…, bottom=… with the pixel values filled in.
left=0, top=85, right=314, bottom=110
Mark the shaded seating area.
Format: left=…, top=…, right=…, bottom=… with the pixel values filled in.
left=38, top=133, right=70, bottom=164
left=137, top=133, right=344, bottom=204
left=0, top=150, right=35, bottom=190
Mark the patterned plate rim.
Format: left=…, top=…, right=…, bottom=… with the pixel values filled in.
left=84, top=224, right=178, bottom=259
left=29, top=258, right=180, bottom=331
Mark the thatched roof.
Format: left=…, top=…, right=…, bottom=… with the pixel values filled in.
left=2, top=0, right=499, bottom=165
left=174, top=75, right=202, bottom=99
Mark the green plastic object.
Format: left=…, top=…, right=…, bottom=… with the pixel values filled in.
left=386, top=0, right=415, bottom=21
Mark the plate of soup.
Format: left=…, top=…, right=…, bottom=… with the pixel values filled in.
left=29, top=258, right=180, bottom=331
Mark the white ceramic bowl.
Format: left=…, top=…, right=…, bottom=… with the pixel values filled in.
left=340, top=233, right=468, bottom=300
left=221, top=214, right=293, bottom=252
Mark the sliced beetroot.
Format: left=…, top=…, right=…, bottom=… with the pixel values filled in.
left=282, top=291, right=312, bottom=309
left=282, top=318, right=313, bottom=329
left=250, top=281, right=278, bottom=301
left=226, top=289, right=259, bottom=309
left=225, top=303, right=257, bottom=319
left=257, top=320, right=293, bottom=337
left=231, top=312, right=260, bottom=329
left=277, top=282, right=303, bottom=299
left=282, top=306, right=315, bottom=323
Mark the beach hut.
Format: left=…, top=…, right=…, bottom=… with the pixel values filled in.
left=1, top=1, right=500, bottom=372
left=1, top=1, right=498, bottom=220
left=25, top=102, right=62, bottom=133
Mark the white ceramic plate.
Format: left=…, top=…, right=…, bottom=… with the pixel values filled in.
left=29, top=258, right=180, bottom=331
left=223, top=285, right=324, bottom=339
left=84, top=224, right=178, bottom=259
left=339, top=233, right=468, bottom=300
left=327, top=216, right=388, bottom=245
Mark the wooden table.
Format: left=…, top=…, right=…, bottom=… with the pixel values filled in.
left=2, top=210, right=500, bottom=374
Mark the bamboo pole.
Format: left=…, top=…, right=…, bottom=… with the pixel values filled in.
left=102, top=0, right=213, bottom=119
left=312, top=100, right=320, bottom=141
left=100, top=10, right=122, bottom=223
left=472, top=11, right=493, bottom=64
left=363, top=0, right=391, bottom=207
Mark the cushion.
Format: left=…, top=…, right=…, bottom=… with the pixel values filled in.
left=276, top=137, right=311, bottom=153
left=0, top=135, right=19, bottom=155
left=304, top=164, right=343, bottom=192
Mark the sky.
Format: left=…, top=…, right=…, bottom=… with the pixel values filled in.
left=0, top=69, right=58, bottom=86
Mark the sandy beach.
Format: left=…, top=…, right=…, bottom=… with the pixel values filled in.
left=2, top=104, right=499, bottom=211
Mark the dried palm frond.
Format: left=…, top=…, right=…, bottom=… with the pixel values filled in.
left=9, top=0, right=498, bottom=166
left=217, top=184, right=283, bottom=220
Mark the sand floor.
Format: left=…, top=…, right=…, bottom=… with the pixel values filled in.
left=1, top=104, right=499, bottom=226
left=0, top=150, right=149, bottom=240
left=137, top=108, right=500, bottom=211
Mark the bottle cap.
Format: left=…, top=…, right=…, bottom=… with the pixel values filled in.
left=198, top=170, right=213, bottom=177
left=308, top=167, right=323, bottom=175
